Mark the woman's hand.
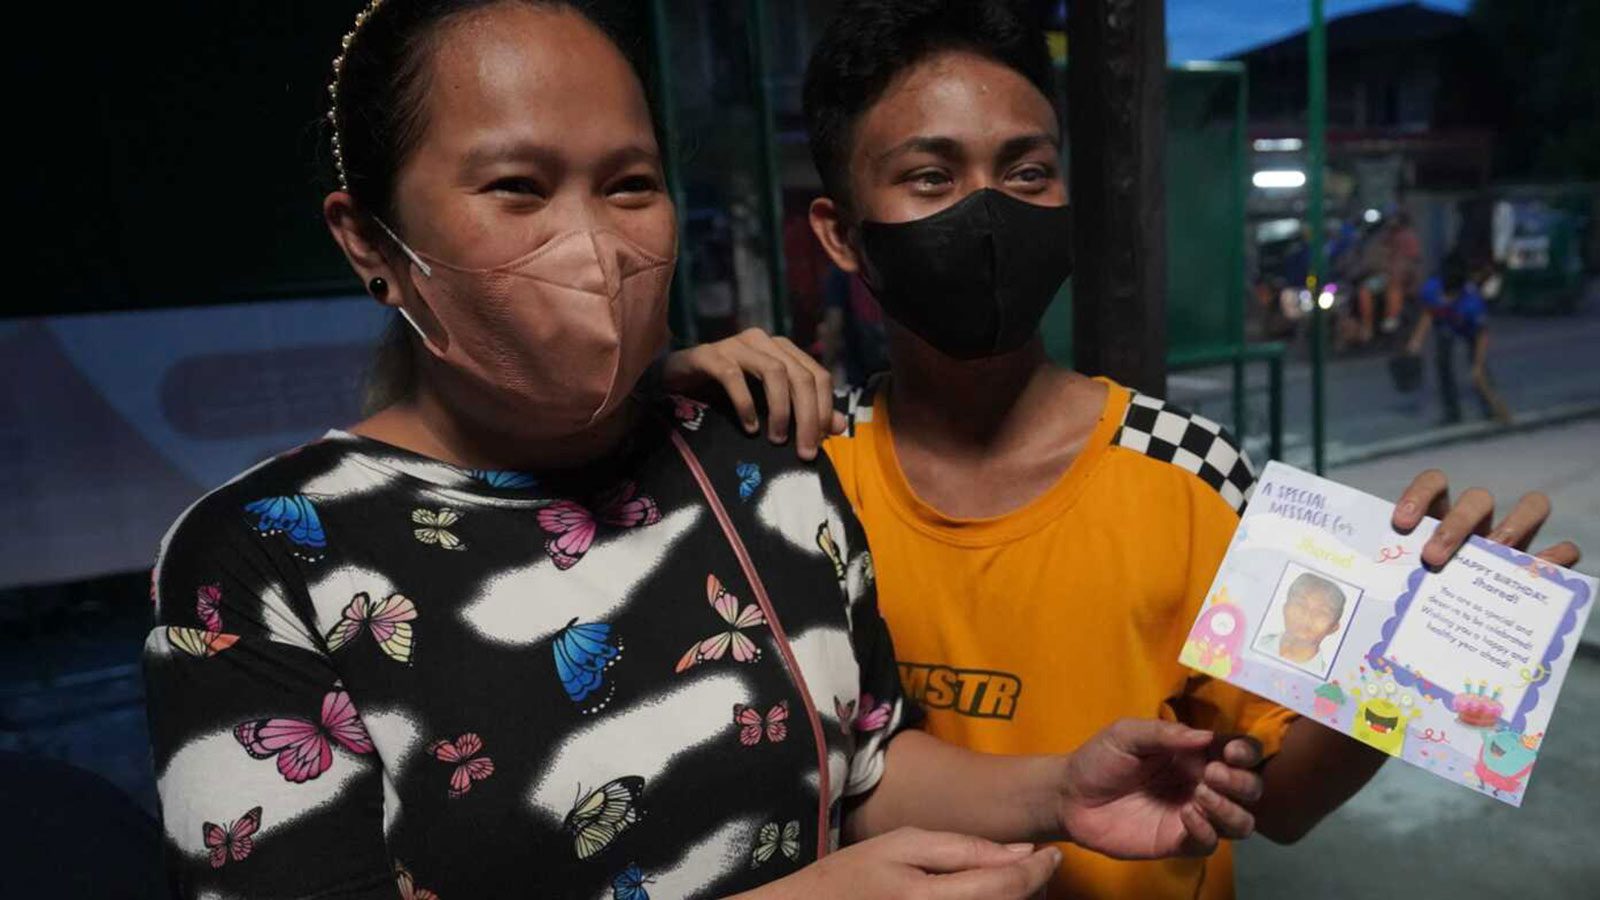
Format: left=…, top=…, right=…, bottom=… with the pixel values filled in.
left=661, top=329, right=846, bottom=461
left=739, top=828, right=1058, bottom=900
left=1391, top=471, right=1580, bottom=569
left=1056, top=720, right=1262, bottom=860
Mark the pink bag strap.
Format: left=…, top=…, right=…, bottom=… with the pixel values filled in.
left=669, top=430, right=833, bottom=859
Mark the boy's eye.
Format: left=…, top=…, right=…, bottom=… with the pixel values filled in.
left=1007, top=165, right=1055, bottom=188
left=907, top=169, right=952, bottom=190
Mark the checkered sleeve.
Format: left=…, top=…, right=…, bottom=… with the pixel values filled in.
left=1113, top=392, right=1256, bottom=513
left=832, top=376, right=884, bottom=439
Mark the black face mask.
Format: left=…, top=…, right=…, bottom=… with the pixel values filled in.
left=858, top=189, right=1073, bottom=360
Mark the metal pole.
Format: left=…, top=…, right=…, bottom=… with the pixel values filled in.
left=1231, top=65, right=1249, bottom=444
left=1068, top=0, right=1169, bottom=397
left=1308, top=0, right=1328, bottom=473
left=648, top=0, right=696, bottom=346
left=745, top=0, right=791, bottom=337
left=1270, top=354, right=1285, bottom=462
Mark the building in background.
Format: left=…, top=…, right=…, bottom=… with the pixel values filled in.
left=1237, top=2, right=1493, bottom=218
left=1232, top=1, right=1593, bottom=327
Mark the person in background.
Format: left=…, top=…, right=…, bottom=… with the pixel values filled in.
left=661, top=2, right=1581, bottom=897
left=1282, top=225, right=1312, bottom=301
left=691, top=227, right=741, bottom=341
left=1382, top=210, right=1424, bottom=334
left=783, top=209, right=831, bottom=359
left=819, top=266, right=890, bottom=387
left=143, top=2, right=1267, bottom=897
left=1354, top=214, right=1394, bottom=344
left=1407, top=253, right=1510, bottom=425
left=1327, top=216, right=1369, bottom=350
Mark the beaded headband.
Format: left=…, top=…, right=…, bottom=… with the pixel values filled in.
left=327, top=0, right=393, bottom=191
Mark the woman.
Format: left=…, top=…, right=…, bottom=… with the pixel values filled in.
left=144, top=2, right=1262, bottom=897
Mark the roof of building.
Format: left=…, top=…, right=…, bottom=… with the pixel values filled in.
left=1231, top=2, right=1468, bottom=62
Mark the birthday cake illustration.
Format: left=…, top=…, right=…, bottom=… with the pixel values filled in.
left=1453, top=681, right=1503, bottom=728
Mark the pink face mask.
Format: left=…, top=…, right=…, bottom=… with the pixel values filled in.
left=379, top=220, right=675, bottom=436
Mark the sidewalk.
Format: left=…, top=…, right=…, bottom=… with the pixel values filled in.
left=1169, top=279, right=1600, bottom=471
left=1237, top=416, right=1600, bottom=898
left=1327, top=416, right=1600, bottom=648
left=1237, top=655, right=1600, bottom=897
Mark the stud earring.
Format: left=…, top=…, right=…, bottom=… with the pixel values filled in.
left=368, top=276, right=388, bottom=298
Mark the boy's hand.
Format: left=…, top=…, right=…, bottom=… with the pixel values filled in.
left=1056, top=720, right=1261, bottom=860
left=660, top=329, right=846, bottom=461
left=1392, top=471, right=1580, bottom=569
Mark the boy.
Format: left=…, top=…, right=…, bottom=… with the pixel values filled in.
left=1407, top=254, right=1508, bottom=424
left=1253, top=573, right=1348, bottom=675
left=794, top=7, right=1316, bottom=895
left=794, top=3, right=1576, bottom=898
left=663, top=2, right=1578, bottom=896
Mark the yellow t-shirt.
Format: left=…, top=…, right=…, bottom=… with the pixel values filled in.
left=824, top=378, right=1297, bottom=900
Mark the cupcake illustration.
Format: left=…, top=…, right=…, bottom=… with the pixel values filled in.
left=1314, top=680, right=1347, bottom=719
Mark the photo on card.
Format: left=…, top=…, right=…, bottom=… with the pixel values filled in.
left=1250, top=560, right=1363, bottom=680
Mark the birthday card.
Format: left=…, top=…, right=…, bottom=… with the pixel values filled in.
left=1180, top=461, right=1596, bottom=806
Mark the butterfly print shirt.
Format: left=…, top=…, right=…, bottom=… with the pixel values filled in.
left=144, top=399, right=916, bottom=899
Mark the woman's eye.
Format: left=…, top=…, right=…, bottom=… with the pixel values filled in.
left=610, top=175, right=662, bottom=196
left=486, top=177, right=543, bottom=196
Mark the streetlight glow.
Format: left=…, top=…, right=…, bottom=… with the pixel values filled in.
left=1253, top=169, right=1308, bottom=190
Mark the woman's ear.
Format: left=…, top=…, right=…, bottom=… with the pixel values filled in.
left=323, top=192, right=449, bottom=354
left=324, top=191, right=405, bottom=309
left=809, top=196, right=862, bottom=275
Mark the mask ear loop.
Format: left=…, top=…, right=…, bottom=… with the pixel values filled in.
left=373, top=217, right=435, bottom=278
left=842, top=218, right=887, bottom=301
left=372, top=217, right=440, bottom=347
left=393, top=306, right=429, bottom=344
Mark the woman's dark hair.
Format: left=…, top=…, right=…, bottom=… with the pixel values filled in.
left=802, top=0, right=1056, bottom=210
left=326, top=0, right=646, bottom=411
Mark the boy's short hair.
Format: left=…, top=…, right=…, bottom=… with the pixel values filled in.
left=1442, top=252, right=1469, bottom=294
left=802, top=0, right=1056, bottom=209
left=1285, top=572, right=1347, bottom=619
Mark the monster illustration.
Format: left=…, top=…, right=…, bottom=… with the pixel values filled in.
left=1349, top=668, right=1423, bottom=756
left=1180, top=588, right=1247, bottom=679
left=1473, top=729, right=1541, bottom=797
